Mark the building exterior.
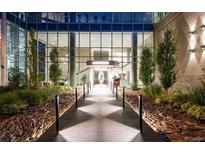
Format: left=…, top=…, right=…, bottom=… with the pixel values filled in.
left=0, top=12, right=172, bottom=89
left=154, top=12, right=205, bottom=90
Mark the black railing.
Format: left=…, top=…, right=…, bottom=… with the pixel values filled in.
left=138, top=95, right=143, bottom=133
left=75, top=87, right=78, bottom=108
left=123, top=87, right=125, bottom=109
left=116, top=85, right=118, bottom=99
left=55, top=95, right=60, bottom=134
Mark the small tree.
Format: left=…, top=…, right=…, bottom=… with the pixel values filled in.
left=28, top=27, right=38, bottom=89
left=156, top=27, right=177, bottom=90
left=8, top=68, right=26, bottom=90
left=49, top=47, right=62, bottom=85
left=139, top=46, right=155, bottom=86
left=81, top=74, right=87, bottom=85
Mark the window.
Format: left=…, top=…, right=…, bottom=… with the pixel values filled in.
left=113, top=32, right=122, bottom=47
left=91, top=32, right=100, bottom=47
left=58, top=33, right=68, bottom=47
left=113, top=13, right=121, bottom=23
left=102, top=32, right=111, bottom=47
left=123, top=33, right=132, bottom=47
left=80, top=32, right=89, bottom=47
left=132, top=13, right=143, bottom=23
left=143, top=12, right=153, bottom=23
left=48, top=33, right=57, bottom=47
left=122, top=13, right=132, bottom=23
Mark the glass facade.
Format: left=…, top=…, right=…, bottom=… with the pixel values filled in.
left=0, top=12, right=158, bottom=87
left=6, top=21, right=26, bottom=83
left=35, top=31, right=153, bottom=88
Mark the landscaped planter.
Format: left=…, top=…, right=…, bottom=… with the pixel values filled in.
left=118, top=88, right=205, bottom=142
left=0, top=92, right=76, bottom=142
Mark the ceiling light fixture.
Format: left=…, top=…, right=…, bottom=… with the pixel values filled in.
left=86, top=60, right=119, bottom=66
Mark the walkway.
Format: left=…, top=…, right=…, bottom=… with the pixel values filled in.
left=37, top=85, right=164, bottom=142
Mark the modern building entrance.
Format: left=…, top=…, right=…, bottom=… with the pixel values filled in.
left=37, top=84, right=164, bottom=142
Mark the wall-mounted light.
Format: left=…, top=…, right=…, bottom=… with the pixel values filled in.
left=201, top=25, right=205, bottom=30
left=188, top=49, right=195, bottom=53
left=201, top=45, right=205, bottom=50
left=188, top=31, right=197, bottom=36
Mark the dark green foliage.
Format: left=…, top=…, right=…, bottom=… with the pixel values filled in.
left=156, top=27, right=177, bottom=90
left=1, top=104, right=20, bottom=115
left=16, top=89, right=43, bottom=105
left=28, top=27, right=38, bottom=89
left=8, top=68, right=26, bottom=90
left=132, top=48, right=138, bottom=88
left=131, top=83, right=139, bottom=91
left=49, top=47, right=62, bottom=85
left=0, top=92, right=20, bottom=106
left=0, top=86, right=64, bottom=115
left=81, top=74, right=87, bottom=85
left=139, top=46, right=155, bottom=86
left=181, top=102, right=205, bottom=120
left=143, top=85, right=162, bottom=99
left=0, top=85, right=11, bottom=94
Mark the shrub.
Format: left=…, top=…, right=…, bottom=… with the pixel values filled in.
left=28, top=27, right=38, bottom=89
left=131, top=83, right=138, bottom=91
left=175, top=91, right=190, bottom=103
left=0, top=92, right=20, bottom=106
left=49, top=47, right=62, bottom=85
left=158, top=90, right=176, bottom=104
left=139, top=46, right=155, bottom=86
left=1, top=104, right=20, bottom=115
left=180, top=103, right=205, bottom=120
left=0, top=85, right=12, bottom=94
left=8, top=67, right=27, bottom=90
left=81, top=74, right=87, bottom=85
left=144, top=85, right=162, bottom=99
left=17, top=89, right=45, bottom=106
left=156, top=27, right=177, bottom=90
left=188, top=88, right=205, bottom=106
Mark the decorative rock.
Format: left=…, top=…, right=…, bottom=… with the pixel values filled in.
left=0, top=92, right=76, bottom=142
left=118, top=88, right=205, bottom=142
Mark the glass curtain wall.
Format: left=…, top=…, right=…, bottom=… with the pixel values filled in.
left=6, top=21, right=26, bottom=83
left=35, top=31, right=153, bottom=87
left=26, top=12, right=154, bottom=87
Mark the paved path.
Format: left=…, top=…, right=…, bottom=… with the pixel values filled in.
left=37, top=85, right=164, bottom=142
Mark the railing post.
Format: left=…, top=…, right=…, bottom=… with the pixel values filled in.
left=116, top=85, right=118, bottom=99
left=90, top=82, right=91, bottom=91
left=138, top=95, right=143, bottom=133
left=75, top=87, right=78, bottom=109
left=123, top=87, right=125, bottom=109
left=55, top=95, right=60, bottom=134
left=112, top=82, right=114, bottom=94
left=83, top=84, right=85, bottom=99
left=87, top=83, right=89, bottom=94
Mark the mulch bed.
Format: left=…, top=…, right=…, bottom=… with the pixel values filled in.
left=0, top=92, right=76, bottom=142
left=118, top=88, right=205, bottom=142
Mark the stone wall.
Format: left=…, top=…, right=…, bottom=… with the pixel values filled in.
left=154, top=12, right=205, bottom=90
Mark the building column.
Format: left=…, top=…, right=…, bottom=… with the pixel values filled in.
left=1, top=13, right=6, bottom=85
left=69, top=32, right=75, bottom=87
left=132, top=32, right=138, bottom=87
